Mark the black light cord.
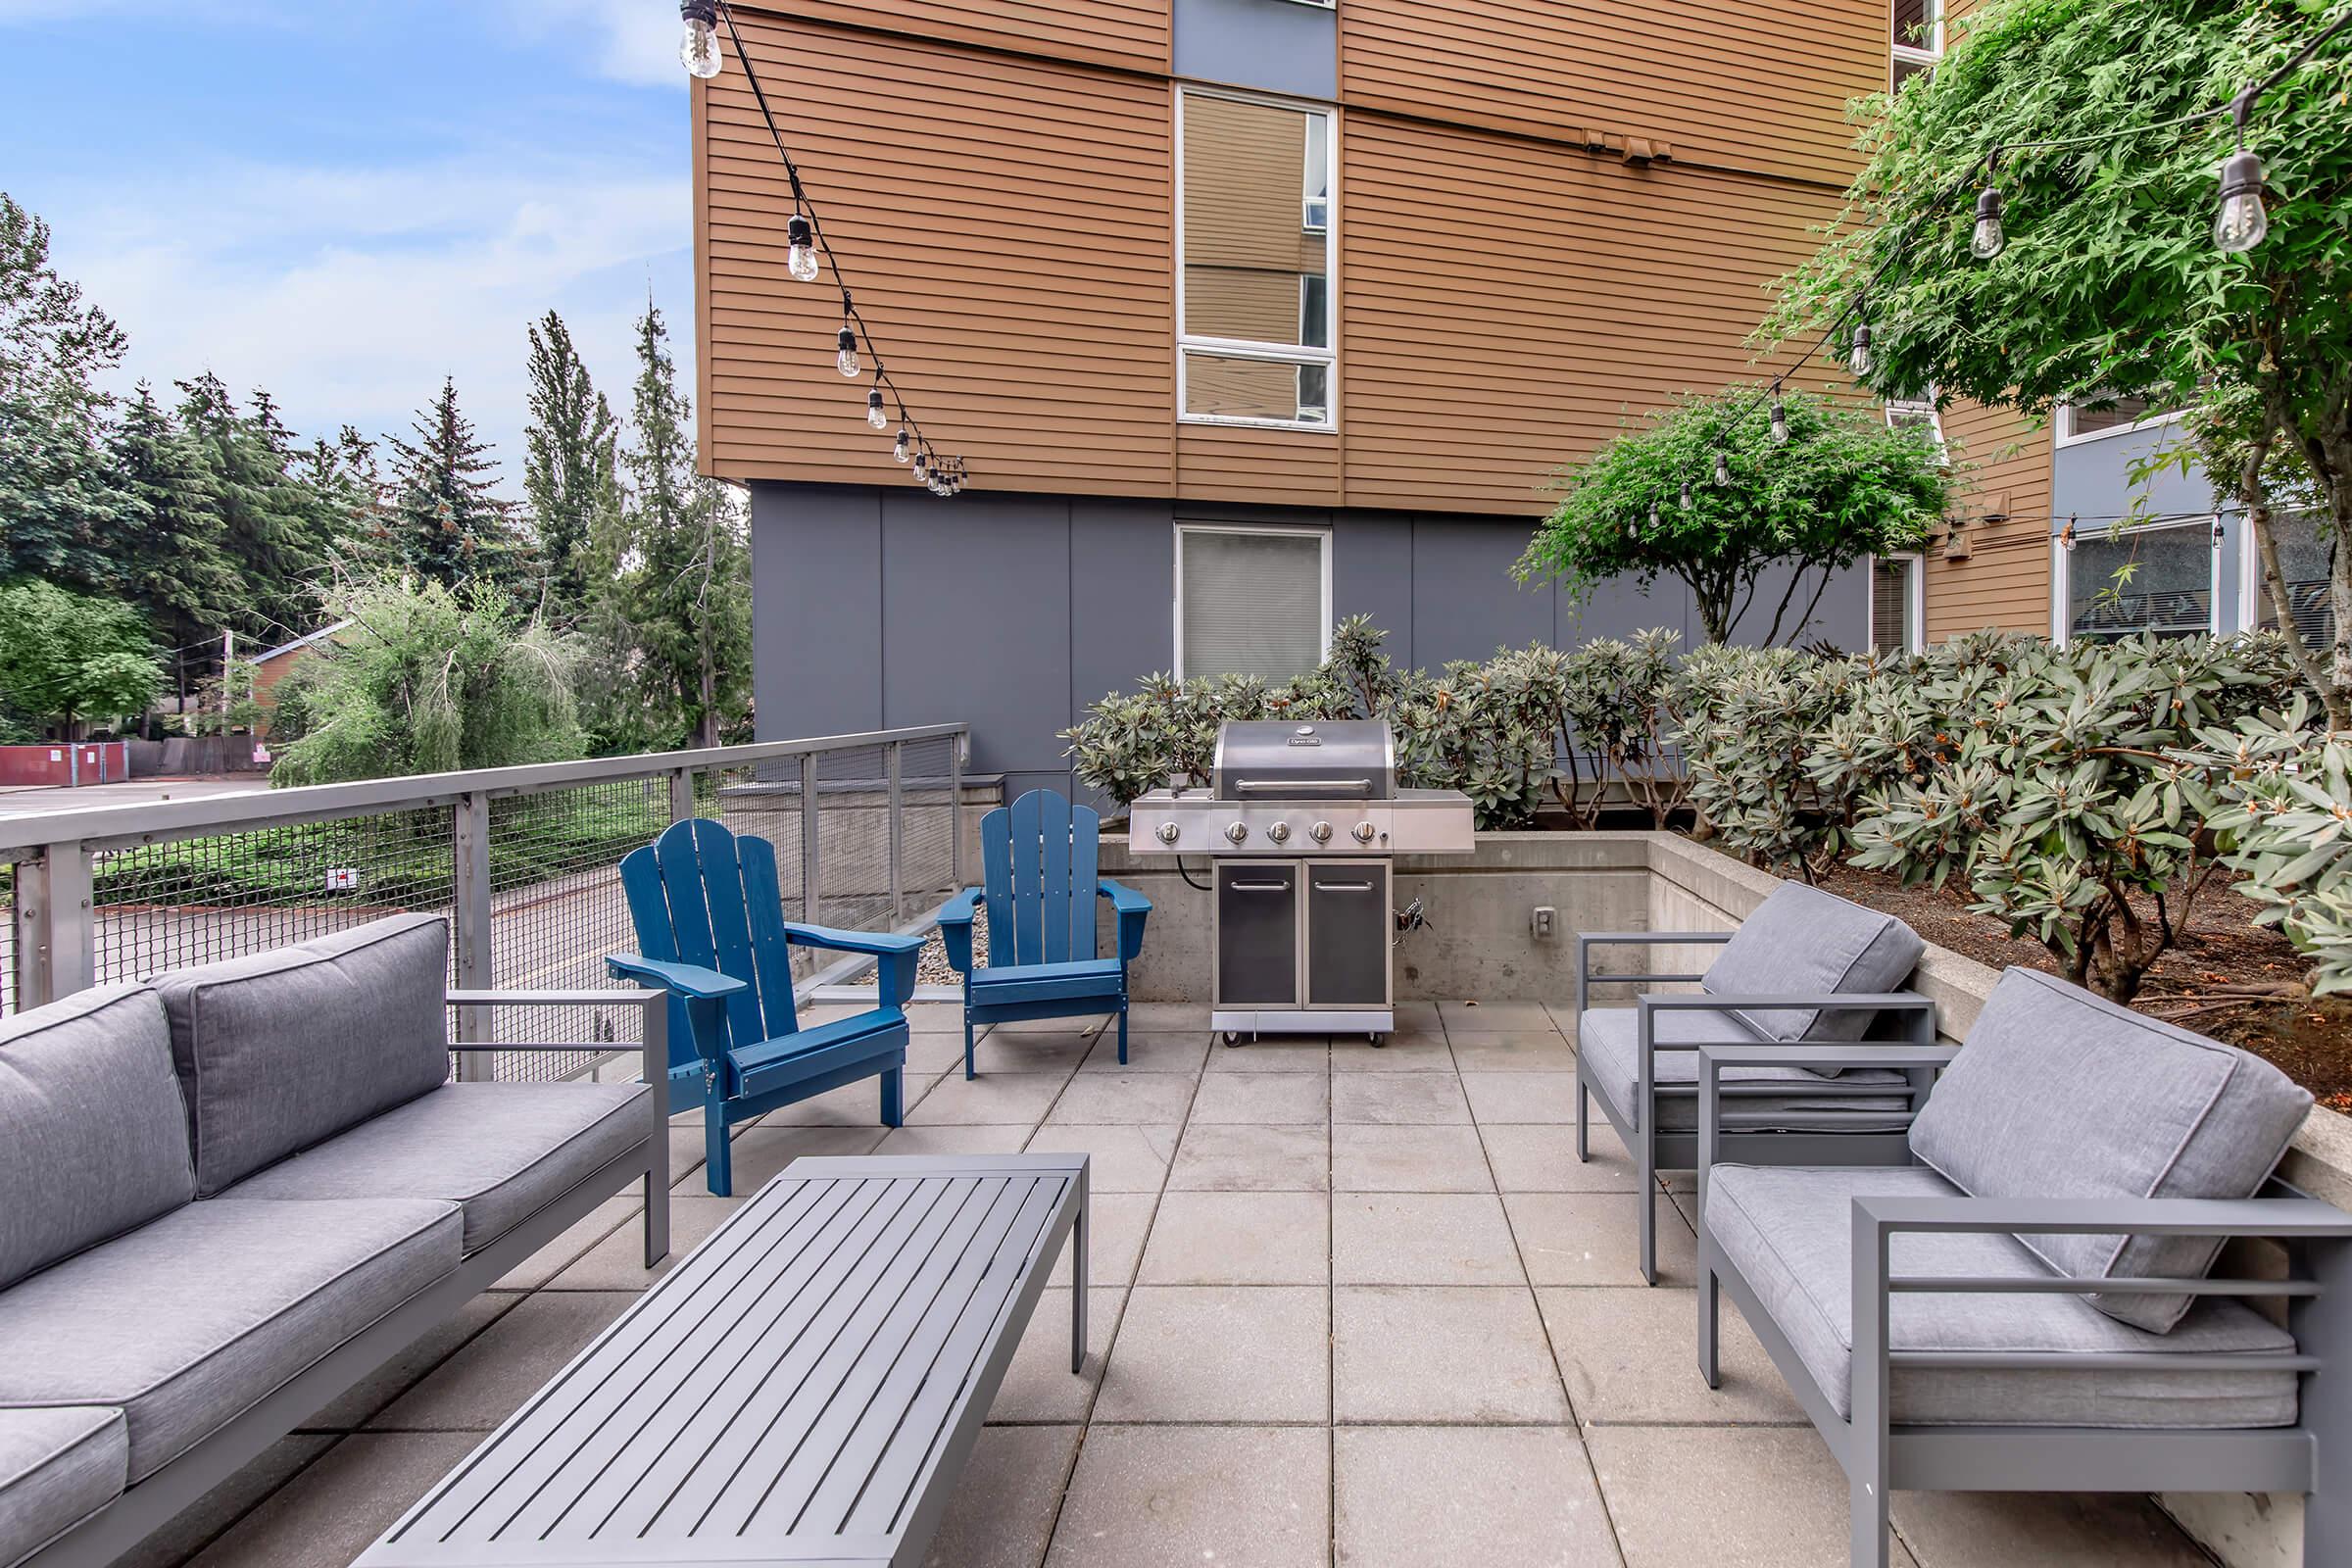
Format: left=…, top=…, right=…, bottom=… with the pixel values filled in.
left=710, top=0, right=967, bottom=487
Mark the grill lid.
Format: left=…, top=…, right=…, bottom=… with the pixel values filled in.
left=1212, top=719, right=1396, bottom=800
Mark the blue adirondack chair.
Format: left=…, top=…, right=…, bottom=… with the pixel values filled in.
left=606, top=816, right=923, bottom=1198
left=939, top=787, right=1151, bottom=1078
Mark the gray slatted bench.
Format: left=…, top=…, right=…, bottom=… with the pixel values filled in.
left=358, top=1152, right=1088, bottom=1567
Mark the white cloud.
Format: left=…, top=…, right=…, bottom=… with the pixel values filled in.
left=502, top=0, right=686, bottom=88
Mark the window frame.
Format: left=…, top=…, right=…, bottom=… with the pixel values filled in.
left=1302, top=115, right=1331, bottom=234
left=1889, top=0, right=1940, bottom=91
left=1869, top=552, right=1927, bottom=655
left=1174, top=86, right=1340, bottom=433
left=2054, top=397, right=2179, bottom=447
left=1172, top=520, right=1334, bottom=681
left=2051, top=516, right=2221, bottom=647
left=1884, top=390, right=1946, bottom=461
left=2239, top=505, right=2333, bottom=637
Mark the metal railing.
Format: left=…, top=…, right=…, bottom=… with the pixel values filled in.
left=0, top=724, right=968, bottom=1082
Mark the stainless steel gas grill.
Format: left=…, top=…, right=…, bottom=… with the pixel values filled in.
left=1127, top=719, right=1475, bottom=1043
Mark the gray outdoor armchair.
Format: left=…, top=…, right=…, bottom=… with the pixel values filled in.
left=1693, top=965, right=2348, bottom=1568
left=1575, top=882, right=1934, bottom=1284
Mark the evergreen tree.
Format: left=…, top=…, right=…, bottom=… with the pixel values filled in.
left=174, top=371, right=320, bottom=642
left=107, top=381, right=238, bottom=698
left=522, top=312, right=619, bottom=619
left=386, top=376, right=518, bottom=588
left=0, top=193, right=129, bottom=587
left=611, top=303, right=749, bottom=749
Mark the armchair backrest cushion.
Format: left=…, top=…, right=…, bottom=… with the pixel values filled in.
left=0, top=983, right=193, bottom=1289
left=1911, top=965, right=2313, bottom=1333
left=154, top=913, right=452, bottom=1197
left=1701, top=882, right=1924, bottom=1049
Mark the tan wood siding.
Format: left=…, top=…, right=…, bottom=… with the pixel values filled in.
left=698, top=13, right=1176, bottom=493
left=1177, top=421, right=1342, bottom=506
left=1926, top=398, right=2054, bottom=638
left=1339, top=0, right=1885, bottom=187
left=745, top=0, right=1169, bottom=75
left=1339, top=110, right=1838, bottom=516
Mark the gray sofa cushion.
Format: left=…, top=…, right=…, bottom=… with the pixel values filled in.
left=220, top=1081, right=655, bottom=1253
left=1910, top=966, right=2314, bottom=1334
left=1705, top=1163, right=2299, bottom=1428
left=0, top=1407, right=125, bottom=1568
left=1700, top=882, right=1925, bottom=1051
left=154, top=913, right=453, bottom=1197
left=0, top=1199, right=459, bottom=1483
left=0, top=984, right=193, bottom=1290
left=1577, top=1006, right=1914, bottom=1136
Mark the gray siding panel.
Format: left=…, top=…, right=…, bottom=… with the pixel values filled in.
left=751, top=485, right=883, bottom=741
left=1332, top=511, right=1415, bottom=669
left=1408, top=517, right=1554, bottom=666
left=1173, top=0, right=1339, bottom=100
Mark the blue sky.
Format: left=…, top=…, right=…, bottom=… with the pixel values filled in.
left=0, top=0, right=693, bottom=492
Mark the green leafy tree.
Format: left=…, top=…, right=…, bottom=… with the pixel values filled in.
left=0, top=578, right=162, bottom=738
left=386, top=376, right=519, bottom=589
left=522, top=311, right=620, bottom=619
left=1770, top=0, right=2352, bottom=715
left=609, top=304, right=749, bottom=749
left=0, top=193, right=129, bottom=588
left=271, top=573, right=583, bottom=785
left=1514, top=386, right=1949, bottom=644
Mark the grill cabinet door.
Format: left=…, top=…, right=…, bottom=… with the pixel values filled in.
left=1215, top=861, right=1298, bottom=1006
left=1306, top=862, right=1390, bottom=1006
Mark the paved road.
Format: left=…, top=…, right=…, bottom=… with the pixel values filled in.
left=0, top=776, right=270, bottom=820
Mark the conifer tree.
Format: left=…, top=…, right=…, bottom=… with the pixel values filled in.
left=107, top=381, right=238, bottom=697
left=174, top=371, right=320, bottom=642
left=522, top=312, right=619, bottom=620
left=386, top=376, right=518, bottom=589
left=0, top=193, right=128, bottom=587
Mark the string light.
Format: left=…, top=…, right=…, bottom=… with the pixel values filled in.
left=1971, top=149, right=2007, bottom=260
left=1680, top=479, right=1694, bottom=511
left=2215, top=91, right=2269, bottom=254
left=1847, top=319, right=1875, bottom=378
left=683, top=0, right=969, bottom=495
left=1770, top=398, right=1789, bottom=445
left=1714, top=448, right=1732, bottom=486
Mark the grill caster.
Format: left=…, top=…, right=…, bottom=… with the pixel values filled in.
left=1367, top=1032, right=1385, bottom=1047
left=1222, top=1031, right=1244, bottom=1047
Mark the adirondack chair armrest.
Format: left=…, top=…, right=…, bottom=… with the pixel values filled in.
left=1097, top=878, right=1152, bottom=963
left=603, top=954, right=749, bottom=1002
left=938, top=887, right=985, bottom=974
left=780, top=922, right=923, bottom=1008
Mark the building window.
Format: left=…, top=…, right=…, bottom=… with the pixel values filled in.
left=2056, top=393, right=2169, bottom=444
left=1175, top=523, right=1331, bottom=680
left=2059, top=519, right=2218, bottom=643
left=1871, top=554, right=1926, bottom=654
left=1178, top=89, right=1337, bottom=429
left=1885, top=389, right=1945, bottom=460
left=2252, top=508, right=2335, bottom=651
left=1890, top=0, right=1939, bottom=90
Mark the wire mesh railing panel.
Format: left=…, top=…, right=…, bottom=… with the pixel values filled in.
left=813, top=742, right=894, bottom=936
left=91, top=808, right=458, bottom=991
left=484, top=779, right=672, bottom=1078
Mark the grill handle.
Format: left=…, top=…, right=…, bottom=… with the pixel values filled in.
left=1233, top=778, right=1373, bottom=796
left=1316, top=881, right=1376, bottom=892
left=1228, top=880, right=1291, bottom=892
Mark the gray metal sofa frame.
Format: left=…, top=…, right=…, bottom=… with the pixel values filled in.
left=1575, top=931, right=1937, bottom=1284
left=21, top=989, right=671, bottom=1568
left=1692, top=1040, right=2352, bottom=1568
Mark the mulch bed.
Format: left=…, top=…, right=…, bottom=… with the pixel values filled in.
left=1811, top=860, right=2352, bottom=1109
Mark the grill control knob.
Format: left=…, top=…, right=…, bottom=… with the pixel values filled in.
left=1350, top=821, right=1377, bottom=844
left=1309, top=820, right=1334, bottom=844
left=1224, top=821, right=1250, bottom=844
left=1155, top=821, right=1180, bottom=845
left=1266, top=820, right=1291, bottom=844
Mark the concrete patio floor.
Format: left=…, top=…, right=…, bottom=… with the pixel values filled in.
left=147, top=1001, right=2219, bottom=1568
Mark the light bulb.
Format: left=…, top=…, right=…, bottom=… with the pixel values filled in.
left=678, top=2, right=721, bottom=77
left=786, top=215, right=819, bottom=283
left=1847, top=322, right=1874, bottom=378
left=1647, top=503, right=1660, bottom=534
left=894, top=426, right=911, bottom=463
left=1680, top=481, right=1693, bottom=511
left=866, top=388, right=888, bottom=429
left=836, top=324, right=859, bottom=377
left=912, top=451, right=929, bottom=482
left=2214, top=149, right=2268, bottom=254
left=1970, top=187, right=2006, bottom=260
left=1714, top=450, right=1731, bottom=487
left=1770, top=400, right=1788, bottom=445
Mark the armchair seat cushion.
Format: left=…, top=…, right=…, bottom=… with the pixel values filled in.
left=1700, top=884, right=1925, bottom=1053
left=968, top=958, right=1124, bottom=1009
left=1705, top=1163, right=2298, bottom=1429
left=218, top=1083, right=654, bottom=1254
left=0, top=1407, right=125, bottom=1568
left=0, top=1198, right=460, bottom=1482
left=1578, top=1008, right=1914, bottom=1134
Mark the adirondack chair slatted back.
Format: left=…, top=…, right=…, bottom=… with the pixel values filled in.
left=982, top=789, right=1101, bottom=968
left=620, top=817, right=800, bottom=1070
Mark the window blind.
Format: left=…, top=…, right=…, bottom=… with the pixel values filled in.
left=1180, top=529, right=1324, bottom=680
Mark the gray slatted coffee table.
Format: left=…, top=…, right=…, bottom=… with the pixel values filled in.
left=358, top=1152, right=1088, bottom=1567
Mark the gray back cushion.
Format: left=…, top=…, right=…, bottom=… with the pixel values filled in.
left=0, top=984, right=193, bottom=1289
left=1702, top=882, right=1925, bottom=1045
left=154, top=914, right=452, bottom=1197
left=1911, top=966, right=2314, bottom=1333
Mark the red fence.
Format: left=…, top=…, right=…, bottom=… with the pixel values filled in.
left=0, top=742, right=131, bottom=787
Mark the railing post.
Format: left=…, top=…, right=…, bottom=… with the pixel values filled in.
left=11, top=852, right=64, bottom=1010
left=453, top=791, right=495, bottom=1083
left=668, top=766, right=696, bottom=824
left=38, top=841, right=94, bottom=1003
left=801, top=753, right=821, bottom=926
left=886, top=740, right=905, bottom=926
left=949, top=731, right=964, bottom=894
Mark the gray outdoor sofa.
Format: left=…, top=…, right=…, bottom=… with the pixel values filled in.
left=1695, top=964, right=2350, bottom=1567
left=0, top=913, right=671, bottom=1568
left=1576, top=881, right=1934, bottom=1283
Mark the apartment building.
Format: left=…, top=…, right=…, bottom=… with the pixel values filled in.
left=694, top=0, right=2038, bottom=796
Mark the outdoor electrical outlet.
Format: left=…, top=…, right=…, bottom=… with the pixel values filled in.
left=1531, top=906, right=1556, bottom=940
